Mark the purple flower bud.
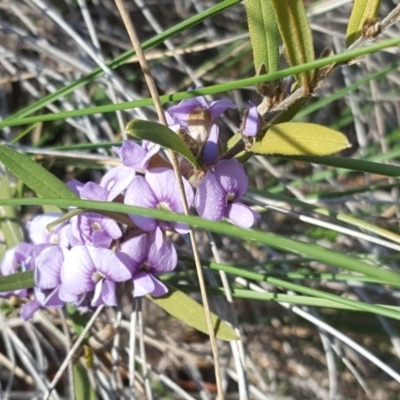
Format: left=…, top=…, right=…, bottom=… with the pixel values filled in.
left=242, top=102, right=261, bottom=138
left=195, top=159, right=260, bottom=228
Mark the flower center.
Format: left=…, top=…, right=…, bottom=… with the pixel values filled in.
left=92, top=271, right=104, bottom=283
left=49, top=232, right=59, bottom=245
left=91, top=222, right=102, bottom=232
left=157, top=201, right=171, bottom=211
left=226, top=192, right=235, bottom=203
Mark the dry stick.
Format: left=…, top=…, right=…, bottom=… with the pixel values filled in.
left=43, top=305, right=105, bottom=400
left=113, top=1, right=225, bottom=399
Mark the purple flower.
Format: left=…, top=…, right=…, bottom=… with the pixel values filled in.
left=27, top=213, right=69, bottom=247
left=0, top=243, right=33, bottom=298
left=20, top=245, right=66, bottom=320
left=60, top=245, right=131, bottom=307
left=242, top=101, right=261, bottom=138
left=115, top=140, right=160, bottom=172
left=67, top=212, right=122, bottom=249
left=195, top=159, right=260, bottom=228
left=119, top=234, right=177, bottom=297
left=125, top=168, right=194, bottom=243
left=167, top=94, right=236, bottom=143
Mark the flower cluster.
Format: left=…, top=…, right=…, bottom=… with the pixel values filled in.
left=0, top=95, right=260, bottom=320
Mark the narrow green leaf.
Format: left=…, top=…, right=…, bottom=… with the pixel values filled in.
left=126, top=119, right=200, bottom=168
left=278, top=154, right=400, bottom=177
left=0, top=271, right=34, bottom=292
left=0, top=145, right=78, bottom=200
left=346, top=0, right=381, bottom=47
left=73, top=365, right=97, bottom=400
left=147, top=284, right=238, bottom=341
left=251, top=122, right=350, bottom=156
left=244, top=0, right=280, bottom=74
left=2, top=197, right=400, bottom=288
left=0, top=175, right=23, bottom=248
left=271, top=0, right=315, bottom=93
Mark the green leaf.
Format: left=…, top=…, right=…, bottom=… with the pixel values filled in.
left=346, top=0, right=381, bottom=47
left=251, top=122, right=350, bottom=156
left=0, top=145, right=78, bottom=200
left=244, top=0, right=280, bottom=74
left=73, top=365, right=97, bottom=400
left=0, top=271, right=34, bottom=293
left=126, top=119, right=200, bottom=168
left=271, top=0, right=315, bottom=93
left=0, top=175, right=23, bottom=248
left=147, top=284, right=238, bottom=341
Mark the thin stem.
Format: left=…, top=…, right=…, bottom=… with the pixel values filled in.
left=113, top=1, right=224, bottom=398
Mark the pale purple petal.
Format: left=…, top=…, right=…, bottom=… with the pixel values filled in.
left=242, top=101, right=260, bottom=138
left=20, top=299, right=41, bottom=321
left=141, top=141, right=160, bottom=167
left=225, top=202, right=260, bottom=228
left=147, top=238, right=177, bottom=274
left=101, top=165, right=135, bottom=200
left=208, top=99, right=236, bottom=121
left=27, top=213, right=67, bottom=245
left=167, top=98, right=206, bottom=125
left=38, top=287, right=65, bottom=308
left=81, top=182, right=109, bottom=201
left=61, top=246, right=96, bottom=295
left=125, top=176, right=158, bottom=231
left=34, top=246, right=64, bottom=289
left=195, top=172, right=226, bottom=221
left=92, top=280, right=117, bottom=307
left=119, top=140, right=148, bottom=170
left=119, top=234, right=148, bottom=274
left=67, top=179, right=84, bottom=196
left=201, top=125, right=219, bottom=165
left=86, top=246, right=131, bottom=283
left=214, top=159, right=248, bottom=198
left=133, top=272, right=168, bottom=297
left=132, top=271, right=155, bottom=297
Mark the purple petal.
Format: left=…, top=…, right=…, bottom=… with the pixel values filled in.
left=195, top=171, right=226, bottom=221
left=132, top=271, right=155, bottom=297
left=119, top=140, right=148, bottom=170
left=101, top=166, right=135, bottom=200
left=38, top=287, right=65, bottom=308
left=242, top=101, right=260, bottom=138
left=92, top=280, right=117, bottom=307
left=27, top=213, right=67, bottom=245
left=147, top=237, right=177, bottom=274
left=61, top=246, right=96, bottom=295
left=208, top=99, right=236, bottom=121
left=86, top=246, right=131, bottom=283
left=141, top=141, right=160, bottom=167
left=20, top=299, right=41, bottom=321
left=125, top=176, right=158, bottom=231
left=214, top=159, right=249, bottom=198
left=34, top=246, right=64, bottom=289
left=167, top=98, right=205, bottom=125
left=201, top=125, right=219, bottom=165
left=67, top=179, right=84, bottom=196
left=225, top=202, right=260, bottom=228
left=118, top=234, right=149, bottom=274
left=81, top=182, right=109, bottom=201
